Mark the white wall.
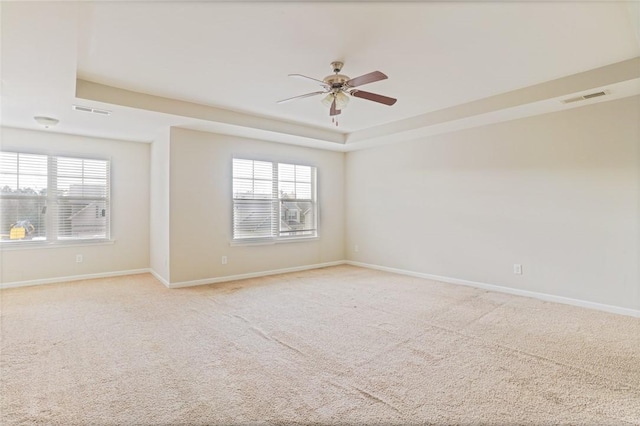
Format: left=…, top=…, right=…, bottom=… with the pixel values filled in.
left=0, top=127, right=150, bottom=284
left=149, top=128, right=170, bottom=283
left=168, top=127, right=345, bottom=284
left=346, top=96, right=640, bottom=311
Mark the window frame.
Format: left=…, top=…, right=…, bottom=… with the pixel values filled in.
left=231, top=158, right=318, bottom=245
left=0, top=150, right=111, bottom=247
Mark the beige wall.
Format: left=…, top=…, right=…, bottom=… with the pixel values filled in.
left=346, top=96, right=640, bottom=310
left=3, top=98, right=638, bottom=313
left=149, top=129, right=170, bottom=282
left=0, top=127, right=150, bottom=284
left=168, top=128, right=345, bottom=284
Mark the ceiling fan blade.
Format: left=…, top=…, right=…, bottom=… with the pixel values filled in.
left=346, top=71, right=388, bottom=88
left=288, top=74, right=329, bottom=87
left=329, top=98, right=341, bottom=116
left=277, top=91, right=326, bottom=104
left=350, top=89, right=397, bottom=106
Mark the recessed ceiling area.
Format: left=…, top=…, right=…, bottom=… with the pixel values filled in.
left=1, top=1, right=639, bottom=150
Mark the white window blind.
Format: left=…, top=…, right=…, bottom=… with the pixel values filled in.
left=232, top=159, right=277, bottom=240
left=0, top=151, right=110, bottom=244
left=0, top=152, right=48, bottom=240
left=55, top=156, right=110, bottom=240
left=278, top=163, right=316, bottom=238
left=232, top=158, right=317, bottom=241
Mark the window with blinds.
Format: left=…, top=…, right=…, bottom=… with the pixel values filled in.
left=0, top=151, right=110, bottom=244
left=278, top=163, right=316, bottom=238
left=232, top=158, right=317, bottom=241
left=0, top=152, right=48, bottom=241
left=56, top=156, right=110, bottom=240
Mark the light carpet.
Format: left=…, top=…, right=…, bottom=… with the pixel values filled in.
left=1, top=265, right=639, bottom=425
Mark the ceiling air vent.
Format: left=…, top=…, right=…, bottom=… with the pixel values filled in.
left=72, top=105, right=112, bottom=116
left=561, top=91, right=607, bottom=104
left=582, top=91, right=607, bottom=99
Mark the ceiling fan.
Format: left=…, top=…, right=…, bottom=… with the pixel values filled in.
left=277, top=61, right=397, bottom=125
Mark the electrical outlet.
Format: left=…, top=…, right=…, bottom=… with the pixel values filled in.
left=76, top=254, right=83, bottom=263
left=513, top=264, right=522, bottom=275
left=354, top=245, right=359, bottom=252
left=221, top=256, right=228, bottom=265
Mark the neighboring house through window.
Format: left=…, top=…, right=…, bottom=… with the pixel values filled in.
left=0, top=151, right=110, bottom=244
left=232, top=158, right=317, bottom=242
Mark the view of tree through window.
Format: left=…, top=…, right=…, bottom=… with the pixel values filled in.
left=232, top=159, right=317, bottom=241
left=0, top=152, right=110, bottom=243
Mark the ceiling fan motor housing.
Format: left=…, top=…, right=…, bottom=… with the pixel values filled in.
left=324, top=74, right=350, bottom=90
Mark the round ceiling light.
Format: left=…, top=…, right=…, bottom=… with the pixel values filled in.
left=34, top=116, right=59, bottom=129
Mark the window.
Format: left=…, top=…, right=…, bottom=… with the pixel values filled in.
left=0, top=153, right=48, bottom=241
left=277, top=163, right=315, bottom=238
left=232, top=158, right=317, bottom=242
left=0, top=151, right=110, bottom=244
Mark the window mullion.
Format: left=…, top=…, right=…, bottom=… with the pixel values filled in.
left=46, top=156, right=57, bottom=241
left=105, top=161, right=111, bottom=239
left=273, top=162, right=279, bottom=237
left=15, top=154, right=20, bottom=190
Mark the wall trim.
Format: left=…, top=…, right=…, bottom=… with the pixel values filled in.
left=167, top=260, right=346, bottom=289
left=4, top=260, right=636, bottom=319
left=149, top=269, right=171, bottom=288
left=0, top=268, right=151, bottom=290
left=346, top=261, right=640, bottom=318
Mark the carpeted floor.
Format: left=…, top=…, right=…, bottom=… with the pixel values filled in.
left=1, top=265, right=639, bottom=425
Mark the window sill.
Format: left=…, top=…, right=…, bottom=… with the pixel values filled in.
left=0, top=239, right=116, bottom=251
left=230, top=236, right=319, bottom=247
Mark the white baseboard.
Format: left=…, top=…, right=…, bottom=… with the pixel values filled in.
left=0, top=268, right=151, bottom=290
left=346, top=261, right=640, bottom=318
left=5, top=260, right=636, bottom=319
left=167, top=260, right=346, bottom=289
left=149, top=269, right=171, bottom=288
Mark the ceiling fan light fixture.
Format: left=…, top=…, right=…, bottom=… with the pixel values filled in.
left=335, top=91, right=349, bottom=110
left=321, top=92, right=350, bottom=110
left=321, top=93, right=334, bottom=108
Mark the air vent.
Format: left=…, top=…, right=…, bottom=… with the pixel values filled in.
left=561, top=91, right=607, bottom=104
left=582, top=91, right=606, bottom=99
left=73, top=105, right=93, bottom=113
left=72, top=105, right=112, bottom=116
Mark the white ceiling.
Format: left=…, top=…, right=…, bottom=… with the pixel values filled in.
left=1, top=1, right=639, bottom=151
